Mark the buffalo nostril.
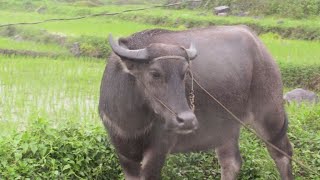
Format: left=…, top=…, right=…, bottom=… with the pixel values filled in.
left=176, top=116, right=184, bottom=124
left=176, top=111, right=197, bottom=128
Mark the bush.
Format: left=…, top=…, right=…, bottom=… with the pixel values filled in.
left=0, top=118, right=122, bottom=179
left=1, top=106, right=319, bottom=179
left=279, top=62, right=320, bottom=91
left=75, top=35, right=111, bottom=58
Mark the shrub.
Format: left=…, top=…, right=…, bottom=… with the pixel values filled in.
left=75, top=35, right=111, bottom=58
left=1, top=108, right=319, bottom=179
left=0, top=118, right=122, bottom=179
left=279, top=62, right=320, bottom=91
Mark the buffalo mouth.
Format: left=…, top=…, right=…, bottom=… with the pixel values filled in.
left=175, top=127, right=198, bottom=134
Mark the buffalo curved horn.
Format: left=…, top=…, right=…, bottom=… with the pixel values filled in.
left=185, top=43, right=197, bottom=60
left=108, top=34, right=149, bottom=60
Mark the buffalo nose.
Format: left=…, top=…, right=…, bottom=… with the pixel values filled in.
left=176, top=111, right=198, bottom=130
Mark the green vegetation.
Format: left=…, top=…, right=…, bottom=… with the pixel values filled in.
left=0, top=118, right=122, bottom=179
left=0, top=8, right=179, bottom=37
left=0, top=55, right=104, bottom=136
left=261, top=34, right=320, bottom=90
left=201, top=0, right=320, bottom=19
left=115, top=8, right=320, bottom=40
left=0, top=0, right=319, bottom=179
left=1, top=1, right=320, bottom=40
left=0, top=37, right=69, bottom=54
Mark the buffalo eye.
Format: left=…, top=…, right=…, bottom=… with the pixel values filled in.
left=150, top=71, right=162, bottom=79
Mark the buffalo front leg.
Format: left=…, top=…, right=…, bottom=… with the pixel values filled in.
left=118, top=153, right=141, bottom=180
left=140, top=131, right=176, bottom=180
left=109, top=134, right=143, bottom=180
left=215, top=139, right=242, bottom=180
left=140, top=148, right=168, bottom=180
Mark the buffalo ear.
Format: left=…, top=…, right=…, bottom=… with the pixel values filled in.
left=117, top=57, right=134, bottom=75
left=116, top=54, right=142, bottom=81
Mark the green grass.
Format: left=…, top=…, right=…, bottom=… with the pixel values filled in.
left=0, top=37, right=69, bottom=54
left=119, top=7, right=320, bottom=29
left=0, top=10, right=171, bottom=37
left=114, top=8, right=320, bottom=40
left=3, top=1, right=320, bottom=30
left=0, top=55, right=105, bottom=136
left=36, top=18, right=175, bottom=37
left=261, top=33, right=320, bottom=65
left=1, top=2, right=320, bottom=40
left=1, top=10, right=320, bottom=65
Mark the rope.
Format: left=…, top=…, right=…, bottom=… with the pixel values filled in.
left=187, top=58, right=196, bottom=112
left=0, top=0, right=201, bottom=28
left=190, top=75, right=319, bottom=176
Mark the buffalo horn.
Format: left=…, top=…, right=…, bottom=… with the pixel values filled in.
left=108, top=34, right=149, bottom=60
left=185, top=43, right=197, bottom=60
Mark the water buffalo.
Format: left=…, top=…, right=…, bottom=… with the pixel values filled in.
left=98, top=26, right=293, bottom=180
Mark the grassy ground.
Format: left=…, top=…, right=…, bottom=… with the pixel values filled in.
left=2, top=1, right=320, bottom=39
left=261, top=33, right=320, bottom=65
left=2, top=2, right=320, bottom=30
left=1, top=17, right=320, bottom=66
left=0, top=37, right=69, bottom=54
left=0, top=3, right=320, bottom=63
left=0, top=11, right=172, bottom=37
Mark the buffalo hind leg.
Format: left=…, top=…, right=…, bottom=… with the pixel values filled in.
left=266, top=135, right=293, bottom=180
left=253, top=112, right=293, bottom=180
left=216, top=139, right=242, bottom=180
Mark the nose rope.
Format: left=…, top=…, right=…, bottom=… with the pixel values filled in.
left=181, top=46, right=196, bottom=112
left=187, top=59, right=195, bottom=112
